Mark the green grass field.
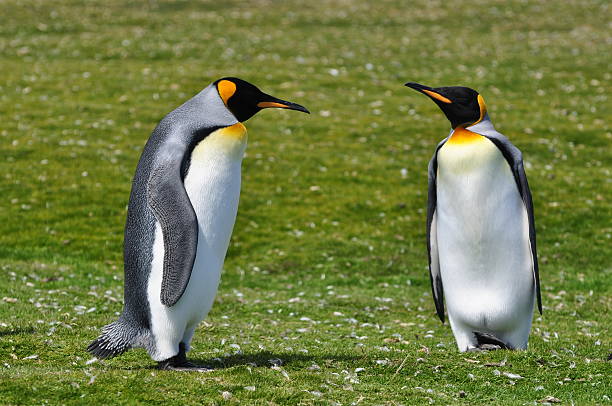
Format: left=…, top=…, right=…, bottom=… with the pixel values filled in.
left=1, top=0, right=610, bottom=404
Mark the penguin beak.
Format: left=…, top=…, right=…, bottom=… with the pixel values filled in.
left=257, top=95, right=310, bottom=114
left=405, top=82, right=453, bottom=104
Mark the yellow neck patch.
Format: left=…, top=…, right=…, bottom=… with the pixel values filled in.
left=447, top=127, right=483, bottom=145
left=219, top=122, right=247, bottom=140
left=191, top=122, right=247, bottom=162
left=217, top=80, right=237, bottom=105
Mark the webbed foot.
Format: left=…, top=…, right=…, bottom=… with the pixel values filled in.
left=157, top=343, right=212, bottom=372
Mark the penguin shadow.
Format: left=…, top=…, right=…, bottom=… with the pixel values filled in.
left=109, top=351, right=361, bottom=371
left=189, top=351, right=363, bottom=370
left=0, top=326, right=35, bottom=337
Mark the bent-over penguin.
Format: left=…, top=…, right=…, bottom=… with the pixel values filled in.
left=88, top=77, right=309, bottom=369
left=405, top=82, right=541, bottom=351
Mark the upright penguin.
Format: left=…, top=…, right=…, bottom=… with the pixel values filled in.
left=405, top=82, right=541, bottom=351
left=88, top=78, right=309, bottom=369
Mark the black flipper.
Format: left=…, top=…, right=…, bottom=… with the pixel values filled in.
left=426, top=138, right=449, bottom=323
left=147, top=143, right=199, bottom=307
left=473, top=331, right=513, bottom=350
left=481, top=134, right=542, bottom=315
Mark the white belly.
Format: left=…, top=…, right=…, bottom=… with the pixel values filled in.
left=147, top=125, right=247, bottom=360
left=436, top=137, right=533, bottom=331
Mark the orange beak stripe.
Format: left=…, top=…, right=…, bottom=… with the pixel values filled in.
left=422, top=89, right=452, bottom=104
left=257, top=101, right=290, bottom=109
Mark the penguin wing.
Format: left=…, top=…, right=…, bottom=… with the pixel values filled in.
left=481, top=132, right=542, bottom=314
left=427, top=138, right=449, bottom=323
left=147, top=143, right=199, bottom=307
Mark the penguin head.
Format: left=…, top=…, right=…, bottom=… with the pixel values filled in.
left=214, top=77, right=309, bottom=122
left=405, top=82, right=487, bottom=129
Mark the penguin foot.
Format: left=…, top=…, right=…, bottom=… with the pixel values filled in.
left=158, top=361, right=212, bottom=372
left=468, top=344, right=502, bottom=351
left=479, top=344, right=503, bottom=351
left=473, top=332, right=512, bottom=350
left=466, top=344, right=502, bottom=352
left=157, top=343, right=212, bottom=372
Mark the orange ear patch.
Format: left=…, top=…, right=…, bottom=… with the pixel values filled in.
left=422, top=89, right=452, bottom=104
left=476, top=94, right=487, bottom=122
left=468, top=94, right=488, bottom=126
left=217, top=80, right=237, bottom=105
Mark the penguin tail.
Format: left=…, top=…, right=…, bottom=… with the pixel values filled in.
left=87, top=320, right=137, bottom=359
left=473, top=331, right=513, bottom=350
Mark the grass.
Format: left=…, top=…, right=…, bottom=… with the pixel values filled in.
left=0, top=0, right=610, bottom=404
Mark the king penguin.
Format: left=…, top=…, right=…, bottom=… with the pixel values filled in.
left=405, top=82, right=541, bottom=352
left=88, top=77, right=309, bottom=369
